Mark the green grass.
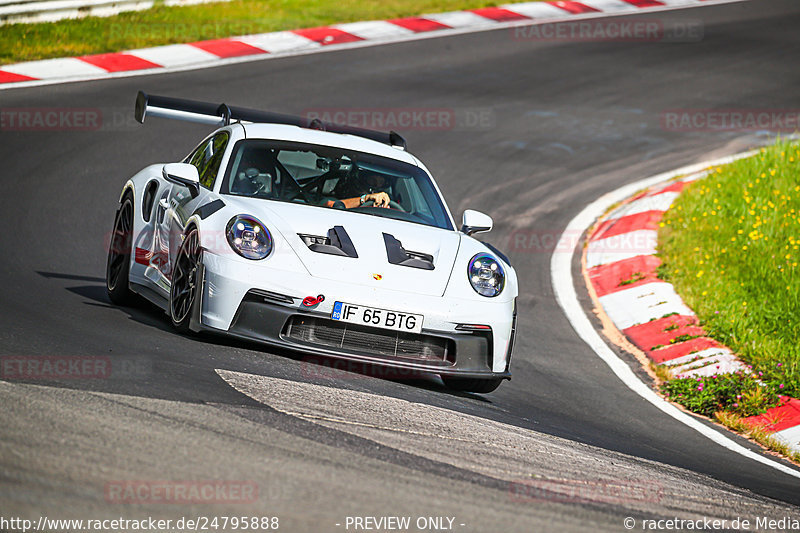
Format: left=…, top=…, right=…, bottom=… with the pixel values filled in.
left=0, top=0, right=516, bottom=64
left=658, top=140, right=800, bottom=399
left=618, top=271, right=645, bottom=286
left=662, top=371, right=780, bottom=417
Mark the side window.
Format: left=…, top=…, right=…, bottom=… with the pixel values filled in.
left=187, top=132, right=230, bottom=190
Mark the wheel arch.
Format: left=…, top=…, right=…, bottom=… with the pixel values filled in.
left=184, top=215, right=203, bottom=237
left=119, top=181, right=135, bottom=204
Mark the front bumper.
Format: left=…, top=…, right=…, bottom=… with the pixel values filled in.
left=199, top=251, right=514, bottom=377
left=215, top=294, right=506, bottom=379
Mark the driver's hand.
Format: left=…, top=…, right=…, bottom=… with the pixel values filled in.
left=367, top=192, right=391, bottom=208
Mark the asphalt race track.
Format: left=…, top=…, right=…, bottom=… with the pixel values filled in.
left=2, top=1, right=800, bottom=530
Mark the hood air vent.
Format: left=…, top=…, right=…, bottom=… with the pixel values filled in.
left=299, top=225, right=358, bottom=258
left=383, top=233, right=434, bottom=270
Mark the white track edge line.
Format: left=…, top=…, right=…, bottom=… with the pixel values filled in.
left=550, top=149, right=800, bottom=480
left=0, top=0, right=750, bottom=91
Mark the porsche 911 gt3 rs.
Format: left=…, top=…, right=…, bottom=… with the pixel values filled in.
left=106, top=92, right=518, bottom=393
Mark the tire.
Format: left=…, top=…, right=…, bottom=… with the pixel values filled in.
left=106, top=195, right=135, bottom=305
left=170, top=227, right=201, bottom=333
left=442, top=377, right=503, bottom=394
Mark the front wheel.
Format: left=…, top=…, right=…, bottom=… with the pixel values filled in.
left=442, top=377, right=503, bottom=394
left=170, top=228, right=201, bottom=332
left=106, top=195, right=135, bottom=305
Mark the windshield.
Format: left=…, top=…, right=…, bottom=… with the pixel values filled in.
left=220, top=139, right=453, bottom=230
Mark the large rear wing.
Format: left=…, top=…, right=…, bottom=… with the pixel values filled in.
left=134, top=91, right=407, bottom=150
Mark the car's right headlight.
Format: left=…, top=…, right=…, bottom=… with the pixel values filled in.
left=468, top=253, right=505, bottom=297
left=226, top=215, right=273, bottom=260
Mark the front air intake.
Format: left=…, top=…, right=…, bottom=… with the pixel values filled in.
left=285, top=316, right=453, bottom=363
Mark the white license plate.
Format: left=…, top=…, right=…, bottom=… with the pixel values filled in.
left=331, top=302, right=423, bottom=334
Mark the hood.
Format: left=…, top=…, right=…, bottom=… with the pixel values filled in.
left=250, top=201, right=461, bottom=297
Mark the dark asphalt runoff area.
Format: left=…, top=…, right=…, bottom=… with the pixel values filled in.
left=1, top=1, right=800, bottom=530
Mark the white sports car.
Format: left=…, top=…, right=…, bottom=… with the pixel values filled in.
left=106, top=92, right=517, bottom=393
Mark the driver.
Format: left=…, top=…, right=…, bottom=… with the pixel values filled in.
left=327, top=172, right=392, bottom=209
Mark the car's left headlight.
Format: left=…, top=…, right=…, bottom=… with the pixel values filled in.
left=226, top=215, right=273, bottom=260
left=468, top=253, right=505, bottom=297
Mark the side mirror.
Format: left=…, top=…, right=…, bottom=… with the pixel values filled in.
left=461, top=209, right=493, bottom=236
left=163, top=163, right=200, bottom=198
